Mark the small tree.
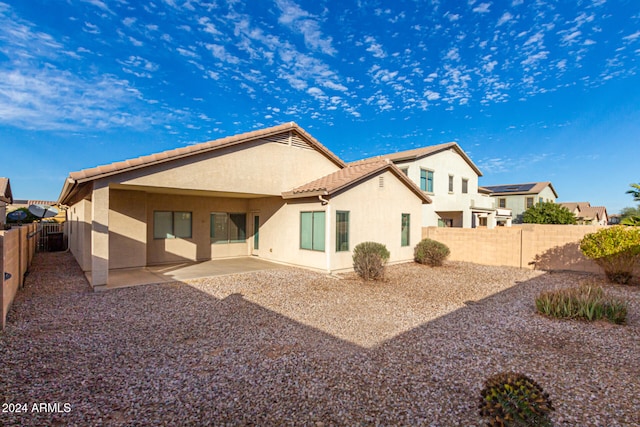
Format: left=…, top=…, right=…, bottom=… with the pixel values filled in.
left=626, top=183, right=640, bottom=202
left=414, top=238, right=450, bottom=266
left=522, top=201, right=576, bottom=224
left=580, top=226, right=640, bottom=284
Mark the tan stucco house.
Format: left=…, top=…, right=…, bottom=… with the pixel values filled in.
left=558, top=202, right=608, bottom=225
left=368, top=143, right=512, bottom=228
left=57, top=123, right=430, bottom=290
left=483, top=182, right=558, bottom=223
left=0, top=178, right=13, bottom=227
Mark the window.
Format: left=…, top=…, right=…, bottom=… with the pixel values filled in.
left=498, top=198, right=506, bottom=208
left=400, top=168, right=408, bottom=176
left=154, top=211, right=192, bottom=239
left=300, top=211, right=325, bottom=251
left=401, top=213, right=410, bottom=247
left=210, top=213, right=246, bottom=243
left=336, top=211, right=349, bottom=252
left=526, top=197, right=534, bottom=208
left=420, top=169, right=434, bottom=192
left=539, top=197, right=544, bottom=204
left=462, top=179, right=468, bottom=194
left=448, top=175, right=454, bottom=193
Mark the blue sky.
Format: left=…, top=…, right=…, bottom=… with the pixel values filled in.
left=1, top=0, right=639, bottom=213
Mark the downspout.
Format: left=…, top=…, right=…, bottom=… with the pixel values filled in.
left=318, top=194, right=331, bottom=273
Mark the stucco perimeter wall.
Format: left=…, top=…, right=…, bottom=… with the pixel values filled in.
left=1, top=224, right=37, bottom=329
left=423, top=224, right=613, bottom=273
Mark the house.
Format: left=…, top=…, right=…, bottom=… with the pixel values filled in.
left=57, top=123, right=430, bottom=290
left=558, top=202, right=608, bottom=226
left=0, top=178, right=13, bottom=227
left=608, top=214, right=621, bottom=225
left=483, top=182, right=558, bottom=223
left=369, top=143, right=512, bottom=228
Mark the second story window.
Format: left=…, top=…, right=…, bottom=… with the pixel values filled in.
left=448, top=175, right=454, bottom=193
left=526, top=197, right=534, bottom=208
left=498, top=198, right=506, bottom=208
left=420, top=169, right=434, bottom=192
left=462, top=178, right=468, bottom=194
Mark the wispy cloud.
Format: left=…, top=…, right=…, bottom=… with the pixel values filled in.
left=275, top=0, right=336, bottom=55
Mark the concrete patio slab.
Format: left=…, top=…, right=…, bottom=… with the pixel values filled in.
left=90, top=257, right=283, bottom=290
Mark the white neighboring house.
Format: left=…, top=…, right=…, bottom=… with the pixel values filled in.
left=372, top=142, right=512, bottom=228
left=0, top=178, right=13, bottom=227
left=483, top=182, right=558, bottom=223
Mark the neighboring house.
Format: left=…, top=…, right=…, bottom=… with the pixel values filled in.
left=370, top=142, right=512, bottom=228
left=57, top=123, right=430, bottom=289
left=558, top=202, right=608, bottom=226
left=483, top=182, right=558, bottom=223
left=8, top=199, right=66, bottom=223
left=0, top=177, right=14, bottom=227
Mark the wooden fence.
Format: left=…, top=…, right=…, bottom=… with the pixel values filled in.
left=1, top=223, right=37, bottom=329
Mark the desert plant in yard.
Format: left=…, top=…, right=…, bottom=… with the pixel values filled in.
left=352, top=241, right=390, bottom=281
left=414, top=238, right=450, bottom=266
left=579, top=226, right=640, bottom=284
left=479, top=372, right=554, bottom=427
left=535, top=285, right=627, bottom=324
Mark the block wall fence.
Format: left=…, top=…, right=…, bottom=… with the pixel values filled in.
left=422, top=224, right=618, bottom=274
left=1, top=223, right=37, bottom=329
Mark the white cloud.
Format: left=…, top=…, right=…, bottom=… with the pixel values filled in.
left=275, top=0, right=336, bottom=55
left=497, top=12, right=513, bottom=26
left=198, top=17, right=221, bottom=36
left=424, top=90, right=440, bottom=101
left=123, top=17, right=137, bottom=27
left=445, top=47, right=460, bottom=61
left=562, top=30, right=582, bottom=45
left=80, top=0, right=113, bottom=14
left=623, top=31, right=640, bottom=41
left=0, top=69, right=152, bottom=130
left=83, top=22, right=100, bottom=34
left=521, top=50, right=549, bottom=66
left=364, top=36, right=386, bottom=58
left=445, top=12, right=460, bottom=21
left=205, top=43, right=240, bottom=64
left=177, top=47, right=199, bottom=58
left=472, top=2, right=491, bottom=13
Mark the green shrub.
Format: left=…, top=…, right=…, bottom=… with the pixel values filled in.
left=479, top=372, right=554, bottom=427
left=579, top=226, right=640, bottom=284
left=535, top=284, right=627, bottom=324
left=352, top=242, right=390, bottom=281
left=414, top=238, right=450, bottom=266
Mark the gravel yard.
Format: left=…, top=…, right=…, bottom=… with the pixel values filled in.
left=1, top=251, right=639, bottom=426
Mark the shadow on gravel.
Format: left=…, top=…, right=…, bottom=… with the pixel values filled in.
left=1, top=251, right=638, bottom=426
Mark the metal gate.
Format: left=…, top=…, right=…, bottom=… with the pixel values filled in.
left=36, top=222, right=66, bottom=252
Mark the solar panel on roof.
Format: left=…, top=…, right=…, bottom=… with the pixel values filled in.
left=485, top=183, right=537, bottom=193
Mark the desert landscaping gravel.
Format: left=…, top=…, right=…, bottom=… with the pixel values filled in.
left=1, top=251, right=639, bottom=426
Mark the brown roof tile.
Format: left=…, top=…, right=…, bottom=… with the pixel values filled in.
left=67, top=122, right=345, bottom=182
left=283, top=158, right=431, bottom=203
left=371, top=142, right=483, bottom=176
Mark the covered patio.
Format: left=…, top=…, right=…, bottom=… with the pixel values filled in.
left=89, top=256, right=284, bottom=290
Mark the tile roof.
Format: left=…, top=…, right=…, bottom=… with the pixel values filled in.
left=578, top=206, right=608, bottom=221
left=67, top=122, right=345, bottom=182
left=0, top=177, right=13, bottom=204
left=483, top=182, right=558, bottom=198
left=558, top=202, right=590, bottom=213
left=283, top=158, right=431, bottom=203
left=370, top=142, right=483, bottom=176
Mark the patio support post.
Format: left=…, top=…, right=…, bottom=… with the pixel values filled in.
left=91, top=181, right=109, bottom=289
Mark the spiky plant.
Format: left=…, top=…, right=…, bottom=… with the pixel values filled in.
left=479, top=372, right=554, bottom=427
